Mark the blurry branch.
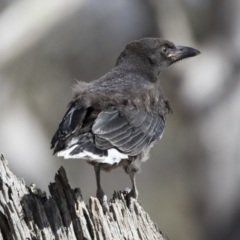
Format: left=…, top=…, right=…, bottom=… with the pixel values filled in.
left=0, top=0, right=86, bottom=69
left=0, top=154, right=167, bottom=240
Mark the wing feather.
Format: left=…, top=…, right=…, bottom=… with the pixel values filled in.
left=92, top=108, right=165, bottom=156
left=52, top=101, right=165, bottom=158
left=51, top=100, right=87, bottom=153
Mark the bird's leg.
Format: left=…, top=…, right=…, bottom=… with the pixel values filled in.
left=126, top=159, right=140, bottom=211
left=94, top=163, right=108, bottom=211
left=125, top=170, right=139, bottom=212
left=129, top=171, right=138, bottom=199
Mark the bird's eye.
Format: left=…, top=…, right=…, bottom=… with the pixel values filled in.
left=161, top=45, right=168, bottom=54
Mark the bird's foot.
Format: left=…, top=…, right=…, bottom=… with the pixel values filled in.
left=123, top=187, right=138, bottom=212
left=96, top=188, right=109, bottom=212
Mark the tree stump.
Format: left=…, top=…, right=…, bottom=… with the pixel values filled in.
left=0, top=153, right=167, bottom=240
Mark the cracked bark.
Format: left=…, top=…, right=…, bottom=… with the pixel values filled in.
left=0, top=154, right=167, bottom=240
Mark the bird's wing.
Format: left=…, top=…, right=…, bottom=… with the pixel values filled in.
left=51, top=100, right=88, bottom=153
left=92, top=108, right=165, bottom=156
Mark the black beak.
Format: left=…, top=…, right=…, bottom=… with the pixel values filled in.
left=167, top=45, right=200, bottom=64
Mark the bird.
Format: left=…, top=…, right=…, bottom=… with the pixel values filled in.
left=51, top=38, right=200, bottom=211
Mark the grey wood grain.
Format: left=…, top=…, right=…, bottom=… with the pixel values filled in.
left=0, top=153, right=167, bottom=240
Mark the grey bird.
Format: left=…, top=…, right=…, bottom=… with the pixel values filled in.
left=51, top=38, right=200, bottom=210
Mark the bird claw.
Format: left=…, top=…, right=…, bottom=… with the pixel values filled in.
left=96, top=189, right=109, bottom=212
left=123, top=187, right=131, bottom=194
left=123, top=188, right=138, bottom=212
left=101, top=195, right=109, bottom=212
left=126, top=194, right=136, bottom=212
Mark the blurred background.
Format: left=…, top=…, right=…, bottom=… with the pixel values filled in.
left=0, top=0, right=240, bottom=239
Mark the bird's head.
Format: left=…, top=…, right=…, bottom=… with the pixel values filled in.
left=116, top=38, right=200, bottom=78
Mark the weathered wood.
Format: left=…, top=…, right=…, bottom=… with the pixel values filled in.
left=0, top=153, right=167, bottom=240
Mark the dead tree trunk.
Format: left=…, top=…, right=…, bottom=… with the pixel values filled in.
left=0, top=154, right=167, bottom=240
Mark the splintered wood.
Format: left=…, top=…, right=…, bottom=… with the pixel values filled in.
left=0, top=154, right=166, bottom=240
